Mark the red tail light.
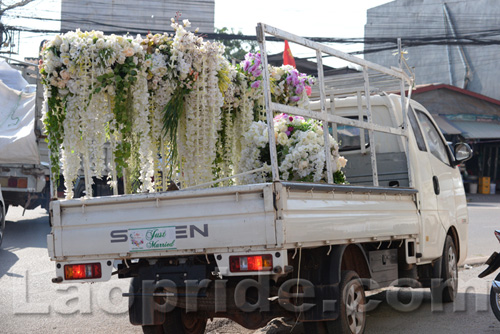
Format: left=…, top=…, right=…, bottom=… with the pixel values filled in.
left=64, top=263, right=102, bottom=280
left=495, top=230, right=500, bottom=243
left=229, top=254, right=273, bottom=272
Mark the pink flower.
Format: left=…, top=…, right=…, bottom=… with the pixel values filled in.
left=305, top=85, right=312, bottom=96
left=251, top=80, right=261, bottom=89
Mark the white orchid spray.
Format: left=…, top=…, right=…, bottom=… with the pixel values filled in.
left=40, top=16, right=333, bottom=197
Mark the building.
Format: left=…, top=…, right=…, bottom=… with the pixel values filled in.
left=60, top=0, right=214, bottom=35
left=411, top=84, right=500, bottom=189
left=365, top=0, right=500, bottom=101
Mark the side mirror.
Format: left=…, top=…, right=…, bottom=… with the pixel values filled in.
left=452, top=142, right=473, bottom=167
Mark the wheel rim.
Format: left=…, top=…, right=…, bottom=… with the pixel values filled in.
left=447, top=245, right=457, bottom=291
left=345, top=282, right=365, bottom=334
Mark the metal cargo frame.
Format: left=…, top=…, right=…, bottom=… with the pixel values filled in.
left=256, top=24, right=415, bottom=187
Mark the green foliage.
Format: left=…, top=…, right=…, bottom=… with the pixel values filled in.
left=95, top=55, right=138, bottom=174
left=215, top=27, right=258, bottom=62
left=43, top=87, right=65, bottom=180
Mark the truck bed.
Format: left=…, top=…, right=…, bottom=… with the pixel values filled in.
left=48, top=182, right=420, bottom=262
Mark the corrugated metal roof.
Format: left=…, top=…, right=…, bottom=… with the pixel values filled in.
left=449, top=120, right=500, bottom=139
left=432, top=115, right=462, bottom=135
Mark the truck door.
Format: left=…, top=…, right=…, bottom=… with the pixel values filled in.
left=414, top=109, right=457, bottom=224
left=411, top=108, right=464, bottom=262
left=408, top=108, right=446, bottom=260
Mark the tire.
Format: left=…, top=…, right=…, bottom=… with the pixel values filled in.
left=303, top=270, right=366, bottom=334
left=142, top=308, right=207, bottom=334
left=332, top=270, right=366, bottom=334
left=431, top=235, right=458, bottom=303
left=490, top=272, right=500, bottom=322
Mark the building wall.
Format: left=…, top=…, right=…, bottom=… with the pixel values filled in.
left=61, top=0, right=214, bottom=34
left=365, top=0, right=500, bottom=100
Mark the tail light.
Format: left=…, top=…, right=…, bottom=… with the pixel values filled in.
left=229, top=254, right=273, bottom=272
left=0, top=177, right=28, bottom=188
left=495, top=230, right=500, bottom=243
left=64, top=263, right=102, bottom=280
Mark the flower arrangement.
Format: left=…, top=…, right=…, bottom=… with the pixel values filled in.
left=39, top=17, right=346, bottom=198
left=271, top=65, right=315, bottom=108
left=239, top=114, right=347, bottom=184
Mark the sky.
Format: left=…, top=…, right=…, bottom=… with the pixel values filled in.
left=214, top=0, right=392, bottom=57
left=2, top=0, right=393, bottom=62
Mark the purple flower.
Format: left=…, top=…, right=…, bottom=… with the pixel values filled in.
left=251, top=80, right=261, bottom=89
left=288, top=126, right=294, bottom=132
left=242, top=60, right=251, bottom=71
left=295, top=86, right=304, bottom=95
left=285, top=130, right=291, bottom=136
left=290, top=96, right=301, bottom=102
left=248, top=64, right=258, bottom=74
left=274, top=113, right=287, bottom=121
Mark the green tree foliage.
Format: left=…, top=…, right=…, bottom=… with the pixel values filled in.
left=215, top=27, right=258, bottom=62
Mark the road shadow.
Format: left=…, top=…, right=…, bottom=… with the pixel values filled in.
left=0, top=248, right=19, bottom=279
left=0, top=214, right=50, bottom=279
left=3, top=215, right=50, bottom=249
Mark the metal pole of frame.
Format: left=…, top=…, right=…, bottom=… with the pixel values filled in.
left=256, top=23, right=280, bottom=182
left=363, top=66, right=379, bottom=187
left=316, top=50, right=334, bottom=184
left=398, top=38, right=413, bottom=188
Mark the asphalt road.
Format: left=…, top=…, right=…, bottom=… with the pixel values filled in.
left=1, top=200, right=500, bottom=334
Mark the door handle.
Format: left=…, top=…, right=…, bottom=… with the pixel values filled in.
left=433, top=176, right=440, bottom=195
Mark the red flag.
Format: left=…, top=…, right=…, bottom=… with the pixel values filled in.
left=283, top=40, right=296, bottom=68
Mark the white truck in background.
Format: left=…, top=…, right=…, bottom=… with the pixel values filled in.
left=46, top=25, right=473, bottom=334
left=0, top=57, right=51, bottom=217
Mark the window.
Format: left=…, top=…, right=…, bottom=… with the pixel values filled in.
left=408, top=108, right=426, bottom=152
left=415, top=110, right=450, bottom=165
left=337, top=117, right=370, bottom=152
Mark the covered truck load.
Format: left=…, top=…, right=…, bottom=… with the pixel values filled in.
left=0, top=58, right=49, bottom=212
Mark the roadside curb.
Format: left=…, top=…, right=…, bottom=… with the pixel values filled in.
left=463, top=256, right=488, bottom=267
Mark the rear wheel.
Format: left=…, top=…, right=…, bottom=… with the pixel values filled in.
left=332, top=270, right=366, bottom=334
left=303, top=270, right=366, bottom=334
left=142, top=308, right=207, bottom=334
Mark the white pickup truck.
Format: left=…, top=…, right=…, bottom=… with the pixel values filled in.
left=46, top=25, right=472, bottom=334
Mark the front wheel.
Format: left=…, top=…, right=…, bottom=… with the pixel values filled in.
left=431, top=235, right=458, bottom=303
left=490, top=272, right=500, bottom=322
left=142, top=308, right=207, bottom=334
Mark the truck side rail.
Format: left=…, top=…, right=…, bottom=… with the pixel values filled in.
left=256, top=23, right=415, bottom=187
left=280, top=181, right=418, bottom=196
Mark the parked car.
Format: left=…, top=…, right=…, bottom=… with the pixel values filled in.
left=0, top=185, right=5, bottom=247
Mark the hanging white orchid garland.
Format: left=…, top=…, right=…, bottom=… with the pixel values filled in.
left=40, top=18, right=337, bottom=199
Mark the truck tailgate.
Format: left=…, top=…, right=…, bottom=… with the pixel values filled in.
left=49, top=184, right=276, bottom=260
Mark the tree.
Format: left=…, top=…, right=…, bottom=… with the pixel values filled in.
left=215, top=27, right=258, bottom=62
